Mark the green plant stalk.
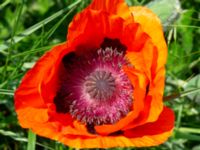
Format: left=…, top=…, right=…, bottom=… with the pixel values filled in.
left=178, top=127, right=200, bottom=134
left=27, top=130, right=36, bottom=150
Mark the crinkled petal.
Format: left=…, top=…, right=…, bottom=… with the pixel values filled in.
left=15, top=43, right=96, bottom=137
left=124, top=107, right=174, bottom=137
left=59, top=131, right=173, bottom=148
left=125, top=6, right=168, bottom=125
left=67, top=7, right=149, bottom=52
left=130, top=6, right=167, bottom=70
left=15, top=43, right=70, bottom=110
left=57, top=107, right=174, bottom=148
left=89, top=0, right=131, bottom=19
left=126, top=40, right=165, bottom=125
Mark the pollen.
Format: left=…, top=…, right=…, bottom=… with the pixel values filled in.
left=54, top=46, right=133, bottom=126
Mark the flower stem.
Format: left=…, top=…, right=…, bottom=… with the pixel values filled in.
left=27, top=130, right=36, bottom=150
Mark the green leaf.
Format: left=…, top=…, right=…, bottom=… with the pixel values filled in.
left=27, top=130, right=36, bottom=150
left=177, top=10, right=194, bottom=53
left=147, top=0, right=181, bottom=29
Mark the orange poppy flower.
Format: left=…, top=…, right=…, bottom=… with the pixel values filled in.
left=15, top=0, right=175, bottom=148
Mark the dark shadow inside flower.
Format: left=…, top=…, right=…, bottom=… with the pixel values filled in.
left=108, top=130, right=124, bottom=136
left=86, top=123, right=97, bottom=134
left=100, top=37, right=127, bottom=53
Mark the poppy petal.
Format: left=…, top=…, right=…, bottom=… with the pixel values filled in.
left=60, top=131, right=172, bottom=148
left=89, top=0, right=131, bottom=19
left=17, top=107, right=49, bottom=128
left=124, top=107, right=174, bottom=137
left=14, top=43, right=83, bottom=135
left=57, top=107, right=174, bottom=148
left=67, top=9, right=124, bottom=52
left=125, top=43, right=165, bottom=128
left=15, top=43, right=69, bottom=110
left=67, top=4, right=149, bottom=53
left=15, top=43, right=100, bottom=137
left=130, top=6, right=167, bottom=70
left=126, top=6, right=168, bottom=124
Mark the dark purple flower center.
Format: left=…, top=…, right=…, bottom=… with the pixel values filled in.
left=85, top=70, right=116, bottom=100
left=54, top=44, right=133, bottom=126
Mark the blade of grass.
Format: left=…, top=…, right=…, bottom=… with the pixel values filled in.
left=0, top=0, right=81, bottom=52
left=164, top=88, right=200, bottom=101
left=175, top=130, right=200, bottom=141
left=11, top=45, right=56, bottom=58
left=27, top=130, right=36, bottom=150
left=0, top=129, right=27, bottom=142
left=33, top=4, right=77, bottom=48
left=0, top=129, right=54, bottom=150
left=167, top=24, right=200, bottom=29
left=2, top=0, right=24, bottom=82
left=178, top=127, right=200, bottom=134
left=176, top=105, right=183, bottom=128
left=0, top=0, right=11, bottom=9
left=46, top=5, right=77, bottom=40
left=0, top=89, right=14, bottom=96
left=10, top=4, right=76, bottom=58
left=6, top=2, right=78, bottom=84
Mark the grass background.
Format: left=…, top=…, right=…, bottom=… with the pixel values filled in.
left=0, top=0, right=200, bottom=149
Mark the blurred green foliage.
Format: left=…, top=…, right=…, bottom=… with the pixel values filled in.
left=0, top=0, right=200, bottom=150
